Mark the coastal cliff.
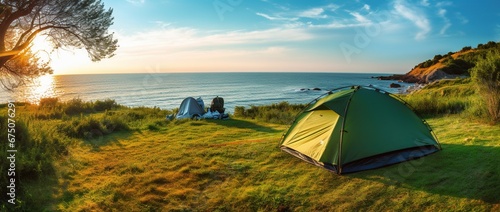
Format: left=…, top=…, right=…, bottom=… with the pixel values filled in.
left=378, top=41, right=499, bottom=84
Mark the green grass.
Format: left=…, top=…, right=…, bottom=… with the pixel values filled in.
left=1, top=88, right=499, bottom=211
left=234, top=101, right=306, bottom=124
left=401, top=78, right=489, bottom=120
left=53, top=117, right=500, bottom=211
left=3, top=105, right=499, bottom=211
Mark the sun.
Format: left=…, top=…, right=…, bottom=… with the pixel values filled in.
left=30, top=35, right=54, bottom=53
left=29, top=35, right=54, bottom=64
left=30, top=35, right=91, bottom=75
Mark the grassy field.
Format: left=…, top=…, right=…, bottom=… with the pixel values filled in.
left=1, top=81, right=499, bottom=211
left=9, top=111, right=500, bottom=211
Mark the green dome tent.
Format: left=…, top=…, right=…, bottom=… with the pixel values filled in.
left=280, top=86, right=441, bottom=174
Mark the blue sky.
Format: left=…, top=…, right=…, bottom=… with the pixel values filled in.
left=51, top=0, right=500, bottom=74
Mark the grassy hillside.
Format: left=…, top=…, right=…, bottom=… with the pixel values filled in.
left=402, top=78, right=481, bottom=116
left=380, top=41, right=500, bottom=83
left=1, top=96, right=499, bottom=211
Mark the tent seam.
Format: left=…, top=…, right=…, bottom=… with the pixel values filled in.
left=337, top=86, right=360, bottom=174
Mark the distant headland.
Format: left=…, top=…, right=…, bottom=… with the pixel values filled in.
left=376, top=41, right=499, bottom=84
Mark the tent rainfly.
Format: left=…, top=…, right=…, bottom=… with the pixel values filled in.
left=280, top=86, right=441, bottom=174
left=176, top=97, right=205, bottom=119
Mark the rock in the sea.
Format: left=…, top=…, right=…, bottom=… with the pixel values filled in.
left=390, top=83, right=402, bottom=88
left=312, top=88, right=321, bottom=91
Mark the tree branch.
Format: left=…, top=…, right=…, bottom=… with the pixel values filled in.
left=13, top=25, right=70, bottom=52
left=14, top=6, right=43, bottom=49
left=0, top=1, right=39, bottom=51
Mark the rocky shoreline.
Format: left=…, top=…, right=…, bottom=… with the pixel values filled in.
left=373, top=74, right=422, bottom=83
left=375, top=69, right=467, bottom=84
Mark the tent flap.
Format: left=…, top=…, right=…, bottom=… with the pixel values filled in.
left=341, top=145, right=439, bottom=174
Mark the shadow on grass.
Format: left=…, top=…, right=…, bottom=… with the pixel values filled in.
left=1, top=150, right=60, bottom=211
left=84, top=131, right=133, bottom=151
left=206, top=118, right=281, bottom=133
left=350, top=144, right=500, bottom=204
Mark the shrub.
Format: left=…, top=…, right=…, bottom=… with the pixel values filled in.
left=442, top=58, right=474, bottom=75
left=0, top=114, right=64, bottom=200
left=471, top=50, right=500, bottom=124
left=59, top=116, right=130, bottom=139
left=433, top=54, right=443, bottom=61
left=402, top=78, right=476, bottom=116
left=461, top=46, right=472, bottom=52
left=403, top=93, right=468, bottom=115
left=64, top=98, right=90, bottom=115
left=234, top=106, right=246, bottom=117
left=39, top=97, right=59, bottom=108
left=93, top=99, right=118, bottom=112
left=233, top=102, right=306, bottom=124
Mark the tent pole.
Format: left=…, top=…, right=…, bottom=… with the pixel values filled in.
left=337, top=86, right=360, bottom=174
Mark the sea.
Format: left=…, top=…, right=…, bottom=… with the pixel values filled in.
left=0, top=72, right=414, bottom=113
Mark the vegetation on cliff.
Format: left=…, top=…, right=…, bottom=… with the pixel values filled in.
left=471, top=50, right=500, bottom=123
left=379, top=41, right=500, bottom=83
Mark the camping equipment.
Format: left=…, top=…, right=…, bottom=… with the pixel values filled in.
left=176, top=97, right=206, bottom=119
left=280, top=86, right=441, bottom=174
left=210, top=96, right=225, bottom=113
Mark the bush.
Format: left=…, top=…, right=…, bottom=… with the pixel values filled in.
left=402, top=78, right=476, bottom=116
left=39, top=97, right=59, bottom=108
left=233, top=102, right=306, bottom=124
left=471, top=50, right=500, bottom=124
left=477, top=41, right=499, bottom=50
left=461, top=46, right=472, bottom=52
left=93, top=99, right=118, bottom=112
left=441, top=58, right=475, bottom=75
left=403, top=93, right=468, bottom=115
left=59, top=116, right=130, bottom=139
left=64, top=98, right=91, bottom=115
left=234, top=106, right=246, bottom=117
left=0, top=114, right=64, bottom=208
left=433, top=54, right=443, bottom=61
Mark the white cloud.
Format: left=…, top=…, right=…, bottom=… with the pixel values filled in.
left=309, top=21, right=369, bottom=29
left=363, top=4, right=371, bottom=11
left=456, top=12, right=469, bottom=24
left=51, top=26, right=319, bottom=73
left=436, top=1, right=453, bottom=7
left=437, top=9, right=451, bottom=35
left=127, top=0, right=145, bottom=5
left=256, top=4, right=342, bottom=23
left=325, top=4, right=341, bottom=12
left=114, top=26, right=314, bottom=58
left=393, top=0, right=431, bottom=40
left=350, top=12, right=371, bottom=24
left=420, top=0, right=430, bottom=6
left=256, top=12, right=299, bottom=21
left=299, top=8, right=328, bottom=19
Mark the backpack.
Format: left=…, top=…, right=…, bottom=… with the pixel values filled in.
left=210, top=96, right=225, bottom=113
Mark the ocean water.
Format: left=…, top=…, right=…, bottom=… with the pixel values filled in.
left=1, top=72, right=412, bottom=112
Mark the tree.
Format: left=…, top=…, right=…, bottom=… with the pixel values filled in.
left=471, top=50, right=500, bottom=124
left=0, top=0, right=118, bottom=90
left=461, top=46, right=472, bottom=52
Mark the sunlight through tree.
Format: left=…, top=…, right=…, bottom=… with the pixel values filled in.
left=0, top=0, right=118, bottom=90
